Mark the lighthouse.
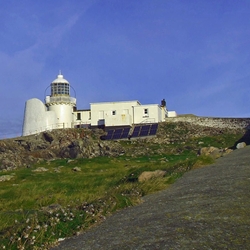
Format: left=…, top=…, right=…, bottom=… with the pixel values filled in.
left=45, top=72, right=76, bottom=129
left=22, top=71, right=175, bottom=137
left=22, top=72, right=76, bottom=136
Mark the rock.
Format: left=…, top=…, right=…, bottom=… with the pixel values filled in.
left=43, top=132, right=54, bottom=143
left=236, top=142, right=246, bottom=149
left=138, top=170, right=166, bottom=182
left=160, top=157, right=169, bottom=162
left=222, top=148, right=233, bottom=156
left=1, top=159, right=18, bottom=170
left=60, top=141, right=81, bottom=159
left=199, top=146, right=223, bottom=159
left=72, top=167, right=81, bottom=172
left=54, top=166, right=63, bottom=173
left=0, top=175, right=15, bottom=182
left=0, top=141, right=6, bottom=152
left=32, top=167, right=48, bottom=172
left=42, top=203, right=62, bottom=213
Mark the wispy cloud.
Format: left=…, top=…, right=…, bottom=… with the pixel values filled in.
left=34, top=13, right=81, bottom=49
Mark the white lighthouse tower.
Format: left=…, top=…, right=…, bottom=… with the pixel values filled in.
left=22, top=72, right=76, bottom=136
left=45, top=72, right=76, bottom=129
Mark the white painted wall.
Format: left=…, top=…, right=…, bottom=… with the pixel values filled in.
left=133, top=104, right=162, bottom=124
left=22, top=98, right=57, bottom=136
left=48, top=104, right=74, bottom=128
left=73, top=110, right=91, bottom=127
left=90, top=101, right=140, bottom=127
left=167, top=111, right=177, bottom=117
left=73, top=101, right=168, bottom=127
left=162, top=107, right=168, bottom=120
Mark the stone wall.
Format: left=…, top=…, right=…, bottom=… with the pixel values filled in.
left=166, top=116, right=250, bottom=130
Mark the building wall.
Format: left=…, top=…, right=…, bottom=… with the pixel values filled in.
left=73, top=110, right=91, bottom=127
left=22, top=98, right=57, bottom=136
left=167, top=111, right=177, bottom=117
left=133, top=104, right=163, bottom=124
left=48, top=104, right=74, bottom=129
left=74, top=101, right=167, bottom=127
left=90, top=101, right=140, bottom=127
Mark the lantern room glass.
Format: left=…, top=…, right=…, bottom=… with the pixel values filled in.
left=51, top=83, right=70, bottom=96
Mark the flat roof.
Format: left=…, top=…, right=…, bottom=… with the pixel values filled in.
left=90, top=100, right=141, bottom=105
left=74, top=109, right=91, bottom=112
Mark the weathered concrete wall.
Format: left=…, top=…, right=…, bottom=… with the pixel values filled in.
left=166, top=116, right=250, bottom=130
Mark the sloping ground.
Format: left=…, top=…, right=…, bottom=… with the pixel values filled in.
left=1, top=120, right=245, bottom=171
left=52, top=146, right=250, bottom=250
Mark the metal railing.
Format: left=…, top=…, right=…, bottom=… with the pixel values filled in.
left=22, top=121, right=91, bottom=137
left=22, top=123, right=72, bottom=136
left=139, top=118, right=156, bottom=124
left=45, top=96, right=76, bottom=105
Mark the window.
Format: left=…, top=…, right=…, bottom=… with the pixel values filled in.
left=77, top=113, right=81, bottom=120
left=112, top=110, right=116, bottom=115
left=143, top=108, right=149, bottom=117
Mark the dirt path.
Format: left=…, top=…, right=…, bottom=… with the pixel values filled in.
left=52, top=146, right=250, bottom=249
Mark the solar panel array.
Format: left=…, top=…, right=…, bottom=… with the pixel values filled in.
left=130, top=123, right=158, bottom=138
left=104, top=127, right=130, bottom=140
left=103, top=123, right=158, bottom=140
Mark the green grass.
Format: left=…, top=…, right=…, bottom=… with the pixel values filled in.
left=0, top=126, right=245, bottom=249
left=0, top=154, right=198, bottom=249
left=191, top=134, right=242, bottom=148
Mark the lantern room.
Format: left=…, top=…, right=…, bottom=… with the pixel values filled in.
left=51, top=72, right=70, bottom=96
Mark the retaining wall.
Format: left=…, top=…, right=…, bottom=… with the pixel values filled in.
left=166, top=116, right=250, bottom=130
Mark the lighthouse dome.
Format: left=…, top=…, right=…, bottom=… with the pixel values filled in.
left=52, top=73, right=69, bottom=84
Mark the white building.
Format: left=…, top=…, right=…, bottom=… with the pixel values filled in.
left=22, top=73, right=175, bottom=136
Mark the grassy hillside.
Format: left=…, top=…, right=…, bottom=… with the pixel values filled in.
left=0, top=122, right=245, bottom=249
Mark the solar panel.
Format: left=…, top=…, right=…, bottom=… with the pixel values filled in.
left=105, top=129, right=115, bottom=140
left=112, top=134, right=121, bottom=140
left=121, top=127, right=130, bottom=139
left=108, top=129, right=115, bottom=135
left=104, top=123, right=158, bottom=140
left=134, top=126, right=140, bottom=132
left=149, top=129, right=157, bottom=135
left=141, top=124, right=150, bottom=131
left=139, top=125, right=150, bottom=137
left=148, top=123, right=158, bottom=136
left=112, top=129, right=123, bottom=140
left=151, top=123, right=158, bottom=130
left=113, top=128, right=123, bottom=134
left=139, top=130, right=149, bottom=136
left=131, top=126, right=140, bottom=137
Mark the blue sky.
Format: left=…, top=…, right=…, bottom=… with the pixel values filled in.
left=1, top=0, right=250, bottom=138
